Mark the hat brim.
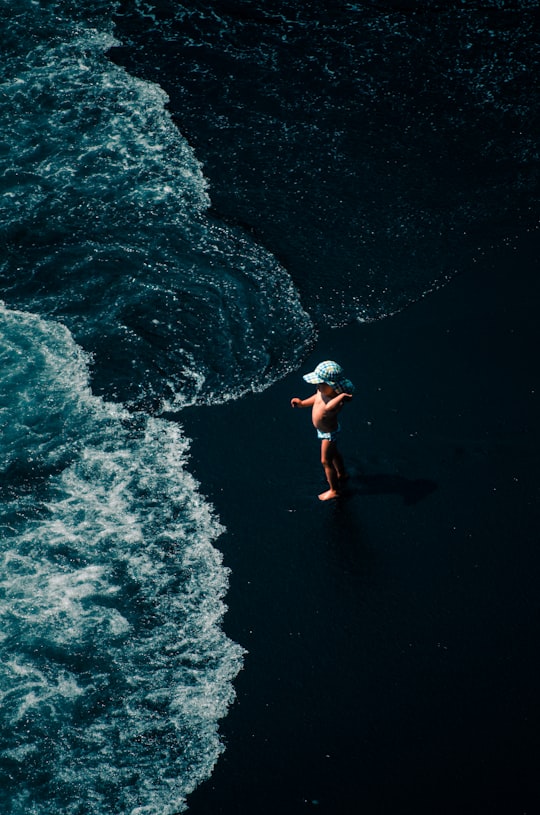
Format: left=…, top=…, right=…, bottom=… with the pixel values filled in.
left=303, top=371, right=325, bottom=384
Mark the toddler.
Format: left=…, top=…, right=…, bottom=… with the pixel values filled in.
left=291, top=360, right=354, bottom=500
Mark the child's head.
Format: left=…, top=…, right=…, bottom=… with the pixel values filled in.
left=303, top=360, right=355, bottom=394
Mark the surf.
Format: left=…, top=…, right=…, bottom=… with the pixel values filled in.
left=0, top=303, right=246, bottom=814
left=0, top=0, right=313, bottom=410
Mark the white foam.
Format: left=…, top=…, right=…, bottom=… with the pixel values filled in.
left=0, top=305, right=245, bottom=814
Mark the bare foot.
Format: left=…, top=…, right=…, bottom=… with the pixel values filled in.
left=318, top=489, right=340, bottom=501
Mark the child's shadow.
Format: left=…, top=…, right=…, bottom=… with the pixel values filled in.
left=345, top=472, right=437, bottom=505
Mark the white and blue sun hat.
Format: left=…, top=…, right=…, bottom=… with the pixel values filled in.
left=303, top=360, right=355, bottom=394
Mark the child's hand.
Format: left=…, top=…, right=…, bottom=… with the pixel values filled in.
left=342, top=393, right=353, bottom=402
left=291, top=397, right=302, bottom=408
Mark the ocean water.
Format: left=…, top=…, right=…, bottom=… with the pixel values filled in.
left=0, top=305, right=242, bottom=814
left=0, top=1, right=538, bottom=813
left=110, top=0, right=538, bottom=324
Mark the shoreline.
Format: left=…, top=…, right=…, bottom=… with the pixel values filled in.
left=180, top=242, right=539, bottom=815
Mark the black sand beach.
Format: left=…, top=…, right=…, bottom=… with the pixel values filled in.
left=4, top=5, right=539, bottom=813
left=180, top=240, right=539, bottom=815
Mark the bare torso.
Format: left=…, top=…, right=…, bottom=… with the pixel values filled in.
left=311, top=391, right=343, bottom=433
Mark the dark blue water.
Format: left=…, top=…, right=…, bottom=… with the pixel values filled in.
left=111, top=0, right=538, bottom=324
left=1, top=1, right=538, bottom=813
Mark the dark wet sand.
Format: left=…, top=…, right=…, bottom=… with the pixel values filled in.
left=180, top=242, right=539, bottom=815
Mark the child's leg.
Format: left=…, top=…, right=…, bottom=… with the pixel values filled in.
left=319, top=440, right=341, bottom=500
left=332, top=447, right=348, bottom=480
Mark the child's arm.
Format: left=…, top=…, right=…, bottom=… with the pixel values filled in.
left=323, top=392, right=353, bottom=413
left=291, top=394, right=317, bottom=408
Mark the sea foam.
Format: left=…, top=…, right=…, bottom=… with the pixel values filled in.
left=0, top=304, right=244, bottom=814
